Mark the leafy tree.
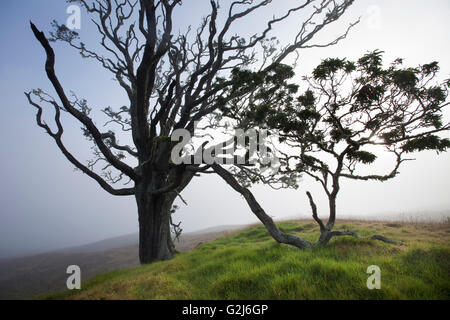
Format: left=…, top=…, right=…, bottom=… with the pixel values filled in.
left=26, top=0, right=356, bottom=263
left=216, top=50, right=450, bottom=247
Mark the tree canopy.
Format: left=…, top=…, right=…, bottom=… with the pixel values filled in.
left=215, top=50, right=450, bottom=246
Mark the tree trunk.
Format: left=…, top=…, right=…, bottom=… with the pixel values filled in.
left=307, top=191, right=338, bottom=247
left=136, top=187, right=176, bottom=264
left=327, top=196, right=337, bottom=230
left=212, top=164, right=311, bottom=249
left=316, top=230, right=332, bottom=246
left=316, top=195, right=337, bottom=246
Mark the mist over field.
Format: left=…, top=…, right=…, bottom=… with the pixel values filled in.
left=0, top=0, right=449, bottom=261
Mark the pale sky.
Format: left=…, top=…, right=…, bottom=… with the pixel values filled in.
left=0, top=0, right=449, bottom=259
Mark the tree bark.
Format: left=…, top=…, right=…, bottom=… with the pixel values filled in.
left=315, top=195, right=338, bottom=246
left=135, top=181, right=178, bottom=264
left=212, top=164, right=311, bottom=249
left=135, top=165, right=194, bottom=264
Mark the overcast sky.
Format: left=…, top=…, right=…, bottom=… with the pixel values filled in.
left=0, top=0, right=449, bottom=259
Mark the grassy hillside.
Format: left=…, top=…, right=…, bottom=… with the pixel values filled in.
left=41, top=220, right=450, bottom=300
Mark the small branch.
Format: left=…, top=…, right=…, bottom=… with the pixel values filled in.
left=101, top=131, right=138, bottom=157
left=25, top=92, right=135, bottom=197
left=170, top=216, right=183, bottom=243
left=29, top=21, right=138, bottom=181
left=175, top=189, right=188, bottom=206
left=306, top=191, right=326, bottom=232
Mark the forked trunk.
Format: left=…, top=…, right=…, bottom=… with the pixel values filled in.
left=315, top=195, right=338, bottom=246
left=317, top=230, right=332, bottom=245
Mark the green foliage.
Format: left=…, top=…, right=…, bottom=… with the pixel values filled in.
left=219, top=51, right=448, bottom=194
left=421, top=62, right=439, bottom=76
left=423, top=113, right=443, bottom=129
left=297, top=90, right=316, bottom=107
left=297, top=108, right=320, bottom=122
left=312, top=58, right=357, bottom=80
left=313, top=58, right=356, bottom=80
left=313, top=58, right=346, bottom=79
left=229, top=50, right=449, bottom=184
left=381, top=128, right=403, bottom=143
left=49, top=20, right=79, bottom=42
left=357, top=49, right=384, bottom=76
left=356, top=84, right=385, bottom=105
left=220, top=63, right=298, bottom=123
left=424, top=86, right=446, bottom=104
left=330, top=127, right=353, bottom=142
left=402, top=135, right=450, bottom=153
left=391, top=69, right=418, bottom=90
left=347, top=150, right=377, bottom=164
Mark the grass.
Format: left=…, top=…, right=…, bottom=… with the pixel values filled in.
left=40, top=220, right=450, bottom=300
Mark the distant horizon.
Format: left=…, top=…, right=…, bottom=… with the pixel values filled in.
left=1, top=207, right=448, bottom=261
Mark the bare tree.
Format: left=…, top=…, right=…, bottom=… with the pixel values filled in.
left=215, top=50, right=450, bottom=247
left=26, top=0, right=356, bottom=263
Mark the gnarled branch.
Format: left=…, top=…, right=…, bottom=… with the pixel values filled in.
left=30, top=21, right=138, bottom=181
left=25, top=92, right=135, bottom=196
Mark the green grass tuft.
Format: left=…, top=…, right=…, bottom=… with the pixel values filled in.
left=40, top=220, right=450, bottom=300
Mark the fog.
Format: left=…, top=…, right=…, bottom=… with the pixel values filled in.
left=0, top=0, right=449, bottom=259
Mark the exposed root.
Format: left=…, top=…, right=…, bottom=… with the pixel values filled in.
left=324, top=230, right=406, bottom=246
left=370, top=234, right=405, bottom=246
